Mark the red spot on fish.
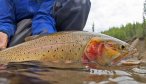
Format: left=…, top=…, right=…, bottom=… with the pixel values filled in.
left=86, top=41, right=98, bottom=60
left=82, top=53, right=97, bottom=68
left=82, top=53, right=90, bottom=64
left=85, top=41, right=104, bottom=61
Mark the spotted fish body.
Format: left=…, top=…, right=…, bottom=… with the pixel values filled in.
left=0, top=31, right=135, bottom=65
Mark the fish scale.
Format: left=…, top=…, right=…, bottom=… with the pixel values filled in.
left=0, top=31, right=135, bottom=65
left=0, top=32, right=93, bottom=64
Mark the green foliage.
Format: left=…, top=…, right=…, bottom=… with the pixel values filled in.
left=143, top=20, right=146, bottom=37
left=102, top=21, right=145, bottom=41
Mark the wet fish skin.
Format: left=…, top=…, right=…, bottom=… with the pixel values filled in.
left=0, top=31, right=136, bottom=66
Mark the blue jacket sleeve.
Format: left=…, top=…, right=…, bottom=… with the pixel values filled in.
left=0, top=0, right=16, bottom=39
left=32, top=0, right=56, bottom=35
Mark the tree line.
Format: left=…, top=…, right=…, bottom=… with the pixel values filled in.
left=102, top=21, right=146, bottom=41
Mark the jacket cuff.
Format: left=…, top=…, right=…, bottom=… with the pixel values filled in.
left=32, top=22, right=57, bottom=35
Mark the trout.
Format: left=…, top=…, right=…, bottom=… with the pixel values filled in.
left=0, top=31, right=137, bottom=66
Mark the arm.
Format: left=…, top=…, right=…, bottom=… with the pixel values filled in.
left=32, top=0, right=56, bottom=35
left=0, top=0, right=16, bottom=48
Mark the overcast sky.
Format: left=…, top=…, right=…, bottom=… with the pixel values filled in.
left=84, top=0, right=145, bottom=32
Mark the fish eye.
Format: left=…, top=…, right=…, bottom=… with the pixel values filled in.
left=120, top=45, right=125, bottom=49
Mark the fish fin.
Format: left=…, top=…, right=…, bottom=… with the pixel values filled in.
left=25, top=33, right=51, bottom=41
left=25, top=35, right=41, bottom=41
left=25, top=35, right=39, bottom=41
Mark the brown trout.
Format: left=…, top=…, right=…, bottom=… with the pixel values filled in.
left=0, top=31, right=137, bottom=66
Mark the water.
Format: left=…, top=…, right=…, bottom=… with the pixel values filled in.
left=0, top=61, right=146, bottom=84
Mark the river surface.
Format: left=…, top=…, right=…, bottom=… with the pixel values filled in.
left=0, top=61, right=146, bottom=84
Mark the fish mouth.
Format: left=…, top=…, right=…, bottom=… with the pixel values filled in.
left=82, top=47, right=138, bottom=67
left=110, top=48, right=138, bottom=66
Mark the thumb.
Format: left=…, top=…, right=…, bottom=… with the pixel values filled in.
left=0, top=32, right=8, bottom=49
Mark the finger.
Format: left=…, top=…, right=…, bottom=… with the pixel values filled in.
left=0, top=41, right=7, bottom=49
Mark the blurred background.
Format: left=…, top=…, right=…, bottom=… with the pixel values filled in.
left=84, top=0, right=146, bottom=42
left=85, top=0, right=144, bottom=33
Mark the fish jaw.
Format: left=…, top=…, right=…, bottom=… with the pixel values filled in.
left=111, top=48, right=138, bottom=65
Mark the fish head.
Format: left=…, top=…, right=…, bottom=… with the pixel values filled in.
left=83, top=36, right=138, bottom=66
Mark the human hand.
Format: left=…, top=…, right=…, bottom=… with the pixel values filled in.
left=0, top=32, right=8, bottom=49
